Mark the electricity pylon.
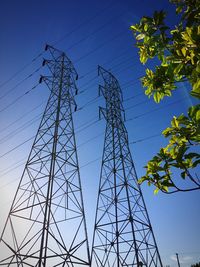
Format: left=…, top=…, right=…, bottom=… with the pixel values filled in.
left=0, top=45, right=91, bottom=267
left=91, top=66, right=163, bottom=267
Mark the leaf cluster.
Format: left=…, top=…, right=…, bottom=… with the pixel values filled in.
left=130, top=0, right=200, bottom=102
left=131, top=0, right=200, bottom=194
left=139, top=105, right=200, bottom=193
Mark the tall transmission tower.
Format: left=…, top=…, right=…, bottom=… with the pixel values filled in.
left=0, top=45, right=91, bottom=267
left=91, top=66, right=163, bottom=267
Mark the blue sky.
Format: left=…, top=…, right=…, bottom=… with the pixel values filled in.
left=0, top=0, right=199, bottom=266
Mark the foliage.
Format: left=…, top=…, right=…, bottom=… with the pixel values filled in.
left=139, top=105, right=200, bottom=193
left=130, top=0, right=200, bottom=193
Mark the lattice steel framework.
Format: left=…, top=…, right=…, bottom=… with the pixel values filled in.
left=0, top=45, right=91, bottom=267
left=91, top=66, right=163, bottom=267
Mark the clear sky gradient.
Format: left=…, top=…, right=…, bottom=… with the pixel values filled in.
left=0, top=0, right=199, bottom=266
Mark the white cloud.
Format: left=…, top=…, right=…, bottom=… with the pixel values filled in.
left=182, top=256, right=193, bottom=261
left=170, top=254, right=193, bottom=264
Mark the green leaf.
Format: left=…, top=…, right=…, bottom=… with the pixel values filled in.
left=190, top=90, right=200, bottom=99
left=162, top=186, right=169, bottom=192
left=144, top=23, right=149, bottom=31
left=196, top=110, right=200, bottom=122
left=164, top=90, right=172, bottom=97
left=136, top=33, right=145, bottom=40
left=174, top=64, right=183, bottom=75
left=154, top=187, right=160, bottom=195
left=153, top=91, right=161, bottom=103
left=181, top=47, right=187, bottom=57
left=188, top=105, right=200, bottom=119
left=130, top=25, right=139, bottom=31
left=185, top=153, right=200, bottom=159
left=176, top=6, right=183, bottom=14
left=181, top=171, right=186, bottom=179
left=193, top=159, right=200, bottom=167
left=176, top=145, right=187, bottom=162
left=162, top=127, right=172, bottom=136
left=171, top=116, right=179, bottom=128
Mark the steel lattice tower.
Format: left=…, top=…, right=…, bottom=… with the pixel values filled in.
left=91, top=66, right=163, bottom=267
left=0, top=45, right=91, bottom=267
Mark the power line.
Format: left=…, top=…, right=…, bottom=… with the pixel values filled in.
left=126, top=97, right=187, bottom=122
left=0, top=116, right=100, bottom=160
left=78, top=132, right=104, bottom=148
left=0, top=92, right=100, bottom=145
left=80, top=157, right=101, bottom=169
left=0, top=54, right=139, bottom=115
left=0, top=97, right=187, bottom=161
left=123, top=93, right=143, bottom=102
left=0, top=83, right=40, bottom=114
left=0, top=157, right=27, bottom=174
left=0, top=135, right=34, bottom=159
left=0, top=65, right=42, bottom=103
left=76, top=119, right=100, bottom=134
left=0, top=101, right=45, bottom=135
left=125, top=99, right=149, bottom=111
left=130, top=133, right=161, bottom=144
left=0, top=53, right=43, bottom=90
left=74, top=30, right=126, bottom=64
left=0, top=86, right=168, bottom=147
left=0, top=113, right=42, bottom=144
left=52, top=0, right=115, bottom=46
left=0, top=127, right=165, bottom=181
left=66, top=10, right=125, bottom=53
left=79, top=47, right=131, bottom=79
left=0, top=155, right=102, bottom=191
left=78, top=96, right=100, bottom=111
left=0, top=129, right=104, bottom=180
left=0, top=161, right=26, bottom=178
left=0, top=0, right=115, bottom=89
